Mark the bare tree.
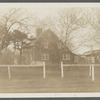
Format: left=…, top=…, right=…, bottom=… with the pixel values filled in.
left=56, top=8, right=88, bottom=51
left=80, top=8, right=100, bottom=45
left=34, top=8, right=88, bottom=53
left=0, top=8, right=30, bottom=48
left=0, top=8, right=36, bottom=64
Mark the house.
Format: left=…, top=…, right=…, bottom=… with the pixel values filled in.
left=31, top=28, right=76, bottom=64
left=22, top=28, right=86, bottom=64
left=32, top=28, right=61, bottom=63
left=82, top=50, right=100, bottom=64
left=59, top=41, right=75, bottom=64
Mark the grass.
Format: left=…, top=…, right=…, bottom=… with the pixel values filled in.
left=0, top=65, right=99, bottom=93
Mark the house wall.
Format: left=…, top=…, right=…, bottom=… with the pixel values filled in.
left=29, top=28, right=100, bottom=64
left=93, top=53, right=100, bottom=63
left=61, top=51, right=74, bottom=64
left=33, top=29, right=61, bottom=63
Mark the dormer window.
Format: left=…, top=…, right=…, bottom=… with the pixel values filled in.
left=43, top=41, right=48, bottom=49
left=62, top=54, right=70, bottom=60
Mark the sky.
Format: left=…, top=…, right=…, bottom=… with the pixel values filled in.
left=70, top=25, right=100, bottom=55
left=0, top=3, right=100, bottom=55
left=0, top=3, right=100, bottom=16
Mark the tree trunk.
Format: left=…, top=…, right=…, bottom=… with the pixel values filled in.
left=13, top=41, right=16, bottom=64
left=20, top=49, right=22, bottom=65
left=35, top=47, right=36, bottom=64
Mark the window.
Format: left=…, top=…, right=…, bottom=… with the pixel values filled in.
left=41, top=54, right=49, bottom=60
left=87, top=57, right=95, bottom=63
left=62, top=54, right=70, bottom=60
left=43, top=41, right=48, bottom=49
left=74, top=56, right=78, bottom=63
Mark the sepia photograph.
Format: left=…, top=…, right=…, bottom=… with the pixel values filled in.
left=0, top=3, right=100, bottom=97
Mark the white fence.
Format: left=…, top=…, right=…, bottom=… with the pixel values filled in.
left=0, top=62, right=46, bottom=79
left=60, top=62, right=99, bottom=81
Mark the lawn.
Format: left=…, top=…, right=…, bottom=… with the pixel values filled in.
left=0, top=65, right=100, bottom=93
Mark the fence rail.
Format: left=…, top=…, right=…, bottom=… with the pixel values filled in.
left=0, top=65, right=45, bottom=67
left=0, top=62, right=46, bottom=79
left=62, top=64, right=100, bottom=67
left=61, top=62, right=95, bottom=81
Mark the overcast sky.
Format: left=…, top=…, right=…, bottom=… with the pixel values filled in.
left=0, top=3, right=100, bottom=55
left=0, top=3, right=99, bottom=16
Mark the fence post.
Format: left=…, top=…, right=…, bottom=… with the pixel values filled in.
left=8, top=66, right=11, bottom=79
left=92, top=64, right=94, bottom=81
left=43, top=62, right=46, bottom=78
left=61, top=62, right=64, bottom=77
left=89, top=64, right=92, bottom=76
